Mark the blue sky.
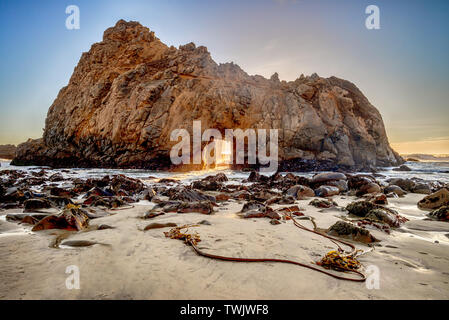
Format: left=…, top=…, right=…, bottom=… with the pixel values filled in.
left=0, top=0, right=448, bottom=153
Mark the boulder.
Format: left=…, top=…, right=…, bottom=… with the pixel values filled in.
left=386, top=178, right=416, bottom=192
left=23, top=198, right=52, bottom=212
left=392, top=165, right=412, bottom=172
left=230, top=190, right=251, bottom=200
left=202, top=173, right=228, bottom=182
left=327, top=180, right=348, bottom=192
left=346, top=201, right=377, bottom=217
left=346, top=200, right=405, bottom=227
left=311, top=172, right=347, bottom=184
left=241, top=201, right=265, bottom=213
left=428, top=206, right=449, bottom=221
left=309, top=199, right=337, bottom=208
left=365, top=209, right=400, bottom=227
left=32, top=207, right=90, bottom=231
left=110, top=175, right=145, bottom=194
left=253, top=190, right=279, bottom=202
left=286, top=185, right=315, bottom=199
left=191, top=180, right=222, bottom=191
left=412, top=183, right=431, bottom=195
left=356, top=182, right=381, bottom=196
left=327, top=221, right=377, bottom=243
left=215, top=193, right=230, bottom=201
left=143, top=211, right=165, bottom=219
left=364, top=193, right=388, bottom=205
left=314, top=185, right=340, bottom=197
left=243, top=210, right=267, bottom=219
left=384, top=185, right=407, bottom=197
left=176, top=201, right=214, bottom=214
left=265, top=196, right=295, bottom=205
left=347, top=175, right=376, bottom=190
left=418, top=188, right=449, bottom=210
left=169, top=187, right=215, bottom=202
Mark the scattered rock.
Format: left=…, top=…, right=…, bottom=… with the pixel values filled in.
left=191, top=180, right=222, bottom=191
left=356, top=182, right=381, bottom=196
left=412, top=183, right=431, bottom=195
left=47, top=196, right=73, bottom=207
left=327, top=180, right=349, bottom=192
left=286, top=185, right=315, bottom=199
left=230, top=190, right=251, bottom=200
left=243, top=210, right=267, bottom=219
left=347, top=175, right=376, bottom=190
left=314, top=185, right=339, bottom=197
left=311, top=172, right=347, bottom=183
left=364, top=193, right=388, bottom=205
left=309, top=199, right=337, bottom=208
left=241, top=201, right=265, bottom=213
left=177, top=201, right=214, bottom=214
left=418, top=188, right=449, bottom=210
left=31, top=207, right=90, bottom=231
left=23, top=198, right=52, bottom=212
left=215, top=193, right=230, bottom=201
left=61, top=240, right=99, bottom=247
left=346, top=200, right=406, bottom=227
left=346, top=201, right=377, bottom=217
left=428, top=206, right=449, bottom=221
left=97, top=224, right=114, bottom=230
left=6, top=213, right=48, bottom=223
left=143, top=211, right=165, bottom=219
left=327, top=221, right=378, bottom=243
left=393, top=165, right=412, bottom=172
left=265, top=195, right=295, bottom=205
left=170, top=187, right=215, bottom=202
left=144, top=222, right=177, bottom=230
left=384, top=185, right=407, bottom=197
left=365, top=209, right=400, bottom=227
left=265, top=208, right=281, bottom=220
left=203, top=173, right=228, bottom=182
left=386, top=178, right=416, bottom=192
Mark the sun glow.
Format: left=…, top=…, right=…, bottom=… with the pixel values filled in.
left=202, top=139, right=232, bottom=170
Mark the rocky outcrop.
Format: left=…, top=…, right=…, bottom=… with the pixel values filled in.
left=0, top=144, right=16, bottom=159
left=12, top=20, right=402, bottom=171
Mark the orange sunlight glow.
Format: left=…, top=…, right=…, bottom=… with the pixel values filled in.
left=391, top=139, right=449, bottom=155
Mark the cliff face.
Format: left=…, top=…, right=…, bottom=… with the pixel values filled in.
left=12, top=20, right=402, bottom=171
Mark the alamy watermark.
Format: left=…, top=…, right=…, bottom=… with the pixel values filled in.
left=170, top=120, right=279, bottom=172
left=66, top=5, right=80, bottom=30
left=365, top=5, right=380, bottom=30
left=65, top=265, right=80, bottom=289
left=365, top=265, right=380, bottom=289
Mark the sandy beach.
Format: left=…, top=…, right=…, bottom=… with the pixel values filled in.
left=1, top=192, right=448, bottom=300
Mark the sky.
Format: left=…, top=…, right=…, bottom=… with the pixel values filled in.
left=0, top=0, right=448, bottom=154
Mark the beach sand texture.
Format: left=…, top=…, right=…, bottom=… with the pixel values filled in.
left=1, top=193, right=448, bottom=300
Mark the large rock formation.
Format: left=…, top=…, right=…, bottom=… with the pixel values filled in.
left=12, top=20, right=402, bottom=171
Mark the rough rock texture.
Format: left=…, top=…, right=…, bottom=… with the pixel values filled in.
left=0, top=144, right=16, bottom=159
left=418, top=188, right=449, bottom=210
left=12, top=20, right=402, bottom=171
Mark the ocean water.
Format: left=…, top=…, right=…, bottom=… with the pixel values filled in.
left=1, top=159, right=449, bottom=185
